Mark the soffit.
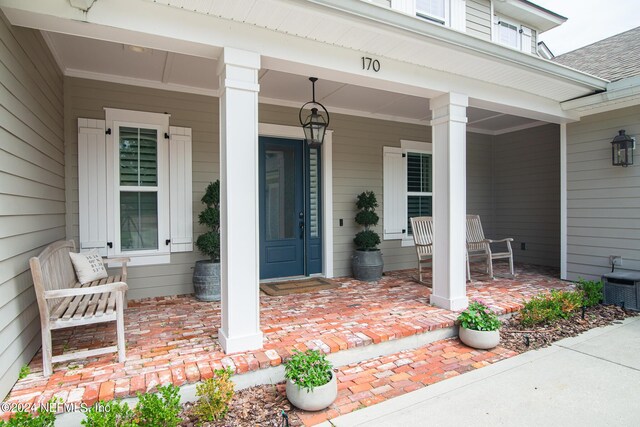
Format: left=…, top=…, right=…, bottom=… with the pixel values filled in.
left=150, top=0, right=604, bottom=102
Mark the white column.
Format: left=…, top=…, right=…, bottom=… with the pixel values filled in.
left=218, top=47, right=263, bottom=353
left=560, top=123, right=568, bottom=280
left=430, top=92, right=469, bottom=311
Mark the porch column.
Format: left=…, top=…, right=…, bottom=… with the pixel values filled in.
left=217, top=47, right=264, bottom=353
left=430, top=92, right=469, bottom=311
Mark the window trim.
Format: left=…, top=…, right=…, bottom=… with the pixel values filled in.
left=105, top=108, right=171, bottom=264
left=400, top=140, right=432, bottom=247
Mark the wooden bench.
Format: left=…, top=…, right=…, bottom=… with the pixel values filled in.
left=29, top=240, right=129, bottom=376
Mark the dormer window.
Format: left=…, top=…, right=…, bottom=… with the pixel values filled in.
left=497, top=20, right=519, bottom=48
left=494, top=16, right=535, bottom=54
left=416, top=0, right=447, bottom=25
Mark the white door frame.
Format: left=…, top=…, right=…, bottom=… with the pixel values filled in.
left=258, top=123, right=334, bottom=278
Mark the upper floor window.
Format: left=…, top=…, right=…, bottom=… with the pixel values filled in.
left=494, top=16, right=534, bottom=54
left=416, top=0, right=447, bottom=24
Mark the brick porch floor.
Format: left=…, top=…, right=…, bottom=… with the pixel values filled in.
left=4, top=263, right=569, bottom=413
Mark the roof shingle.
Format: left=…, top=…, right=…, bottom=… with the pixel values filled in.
left=553, top=26, right=640, bottom=82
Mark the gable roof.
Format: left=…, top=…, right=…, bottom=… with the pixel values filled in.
left=553, top=26, right=640, bottom=82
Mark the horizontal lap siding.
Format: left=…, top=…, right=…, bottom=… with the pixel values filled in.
left=466, top=0, right=491, bottom=41
left=567, top=105, right=640, bottom=281
left=260, top=104, right=494, bottom=277
left=0, top=15, right=64, bottom=400
left=492, top=124, right=560, bottom=267
left=64, top=77, right=218, bottom=300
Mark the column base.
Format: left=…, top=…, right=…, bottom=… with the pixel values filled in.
left=218, top=328, right=264, bottom=354
left=430, top=294, right=469, bottom=311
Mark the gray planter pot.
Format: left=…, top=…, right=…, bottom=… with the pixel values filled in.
left=193, top=260, right=221, bottom=302
left=458, top=326, right=500, bottom=349
left=286, top=371, right=337, bottom=412
left=352, top=249, right=383, bottom=281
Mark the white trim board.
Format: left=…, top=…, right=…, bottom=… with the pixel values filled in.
left=258, top=123, right=334, bottom=278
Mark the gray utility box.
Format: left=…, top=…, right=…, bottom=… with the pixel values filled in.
left=602, top=271, right=640, bottom=311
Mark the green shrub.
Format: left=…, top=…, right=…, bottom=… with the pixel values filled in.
left=18, top=365, right=30, bottom=380
left=457, top=301, right=501, bottom=331
left=0, top=404, right=56, bottom=427
left=576, top=278, right=603, bottom=307
left=134, top=384, right=181, bottom=427
left=520, top=290, right=583, bottom=327
left=353, top=191, right=381, bottom=251
left=284, top=350, right=333, bottom=392
left=81, top=400, right=134, bottom=427
left=192, top=368, right=234, bottom=422
left=195, top=180, right=221, bottom=262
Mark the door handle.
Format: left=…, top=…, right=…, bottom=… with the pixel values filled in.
left=299, top=221, right=305, bottom=239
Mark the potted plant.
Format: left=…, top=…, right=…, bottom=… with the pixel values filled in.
left=193, top=180, right=221, bottom=301
left=284, top=349, right=337, bottom=412
left=457, top=300, right=501, bottom=349
left=352, top=191, right=383, bottom=281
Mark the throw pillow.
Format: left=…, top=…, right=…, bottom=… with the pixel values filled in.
left=69, top=250, right=108, bottom=284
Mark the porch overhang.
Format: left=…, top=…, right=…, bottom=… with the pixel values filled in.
left=0, top=0, right=607, bottom=124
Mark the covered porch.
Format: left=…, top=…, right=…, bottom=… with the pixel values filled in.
left=5, top=263, right=569, bottom=410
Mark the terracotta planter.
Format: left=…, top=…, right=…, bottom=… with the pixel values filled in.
left=286, top=371, right=337, bottom=411
left=459, top=326, right=500, bottom=350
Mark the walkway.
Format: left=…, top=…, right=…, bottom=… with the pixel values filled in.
left=322, top=316, right=640, bottom=426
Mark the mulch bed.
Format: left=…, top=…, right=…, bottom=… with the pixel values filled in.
left=500, top=304, right=637, bottom=353
left=179, top=383, right=303, bottom=427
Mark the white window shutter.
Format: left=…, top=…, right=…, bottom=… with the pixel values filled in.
left=169, top=126, right=193, bottom=252
left=520, top=26, right=532, bottom=53
left=383, top=146, right=407, bottom=240
left=78, top=119, right=108, bottom=256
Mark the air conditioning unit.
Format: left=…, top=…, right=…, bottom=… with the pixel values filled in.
left=602, top=271, right=640, bottom=311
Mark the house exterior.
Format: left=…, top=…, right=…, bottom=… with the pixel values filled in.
left=0, top=0, right=636, bottom=401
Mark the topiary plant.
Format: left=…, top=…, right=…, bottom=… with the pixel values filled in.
left=353, top=191, right=381, bottom=251
left=195, top=180, right=220, bottom=262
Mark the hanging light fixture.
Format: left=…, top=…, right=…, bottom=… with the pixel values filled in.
left=611, top=130, right=635, bottom=167
left=299, top=77, right=330, bottom=148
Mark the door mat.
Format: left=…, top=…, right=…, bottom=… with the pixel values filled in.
left=260, top=278, right=340, bottom=296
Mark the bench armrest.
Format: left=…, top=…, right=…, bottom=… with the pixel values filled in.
left=103, top=257, right=130, bottom=279
left=44, top=282, right=128, bottom=299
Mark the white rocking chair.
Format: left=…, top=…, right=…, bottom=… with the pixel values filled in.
left=466, top=214, right=515, bottom=280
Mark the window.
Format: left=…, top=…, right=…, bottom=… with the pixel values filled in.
left=77, top=110, right=193, bottom=265
left=382, top=141, right=432, bottom=244
left=406, top=152, right=432, bottom=235
left=416, top=0, right=447, bottom=24
left=494, top=16, right=534, bottom=54
left=497, top=21, right=519, bottom=49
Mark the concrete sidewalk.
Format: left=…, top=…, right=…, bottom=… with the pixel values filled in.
left=320, top=316, right=640, bottom=427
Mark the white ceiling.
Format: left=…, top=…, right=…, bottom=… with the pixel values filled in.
left=44, top=31, right=544, bottom=134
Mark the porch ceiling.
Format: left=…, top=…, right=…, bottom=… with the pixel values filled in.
left=44, top=31, right=543, bottom=134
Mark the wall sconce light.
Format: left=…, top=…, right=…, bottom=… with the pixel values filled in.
left=611, top=130, right=635, bottom=167
left=298, top=77, right=330, bottom=148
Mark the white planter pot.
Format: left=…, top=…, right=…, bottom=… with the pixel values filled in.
left=286, top=371, right=337, bottom=411
left=459, top=326, right=500, bottom=350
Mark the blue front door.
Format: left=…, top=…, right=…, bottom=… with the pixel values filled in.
left=259, top=137, right=322, bottom=279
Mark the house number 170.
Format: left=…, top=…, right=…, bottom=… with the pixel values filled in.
left=361, top=56, right=381, bottom=72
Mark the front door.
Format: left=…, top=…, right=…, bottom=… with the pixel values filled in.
left=259, top=137, right=322, bottom=279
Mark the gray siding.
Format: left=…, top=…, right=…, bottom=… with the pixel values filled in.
left=0, top=17, right=64, bottom=400
left=466, top=0, right=492, bottom=41
left=566, top=105, right=640, bottom=281
left=493, top=124, right=560, bottom=267
left=64, top=77, right=218, bottom=299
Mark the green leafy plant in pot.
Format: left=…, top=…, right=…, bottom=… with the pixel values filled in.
left=193, top=180, right=221, bottom=301
left=352, top=191, right=383, bottom=281
left=284, top=349, right=337, bottom=411
left=457, top=300, right=501, bottom=349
